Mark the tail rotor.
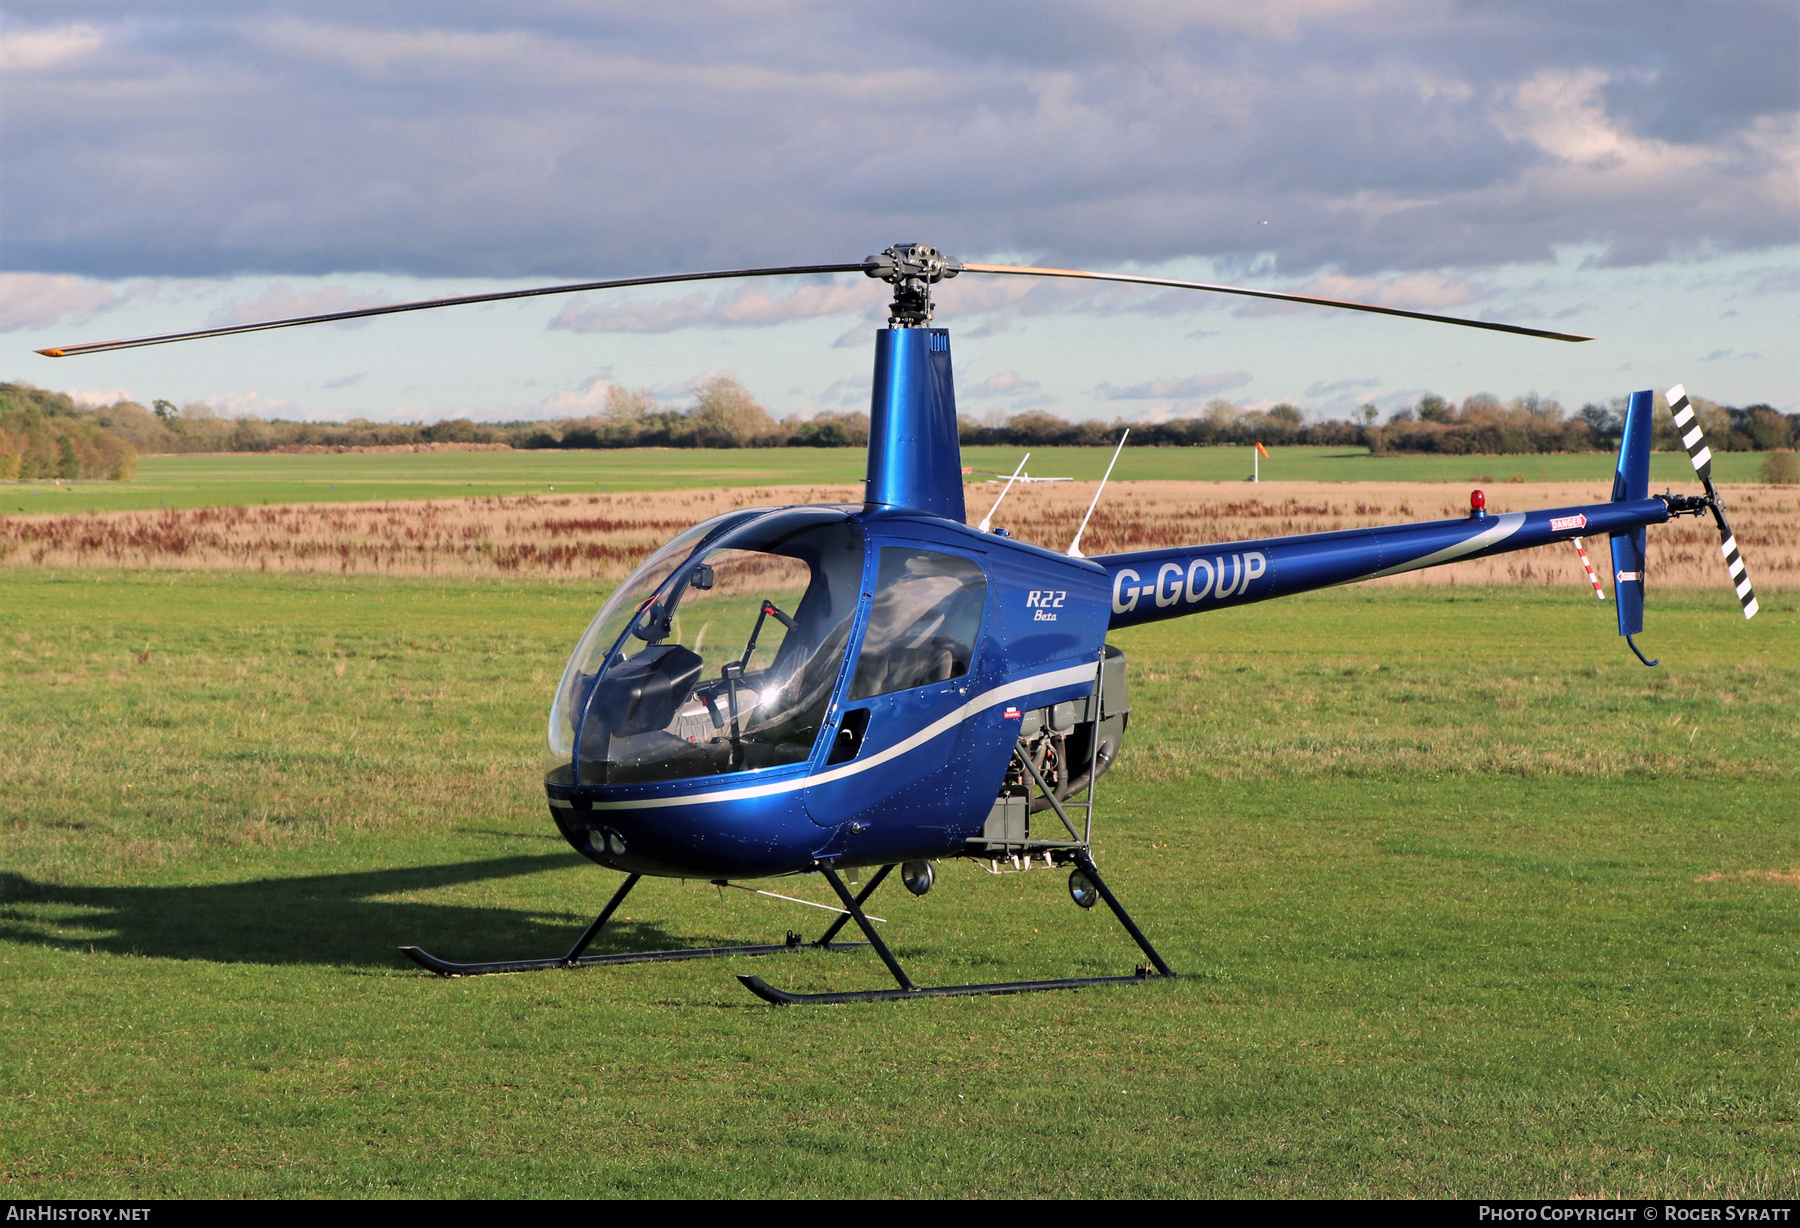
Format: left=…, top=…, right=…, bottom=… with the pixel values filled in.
left=1667, top=385, right=1760, bottom=620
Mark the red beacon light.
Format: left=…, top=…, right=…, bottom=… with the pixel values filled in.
left=1470, top=489, right=1487, bottom=519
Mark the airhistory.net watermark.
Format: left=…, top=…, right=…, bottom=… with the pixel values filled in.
left=5, top=1210, right=150, bottom=1222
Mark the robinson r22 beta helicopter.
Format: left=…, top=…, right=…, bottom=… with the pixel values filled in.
left=37, top=244, right=1761, bottom=1004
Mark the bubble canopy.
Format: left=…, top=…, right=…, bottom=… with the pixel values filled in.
left=547, top=507, right=865, bottom=787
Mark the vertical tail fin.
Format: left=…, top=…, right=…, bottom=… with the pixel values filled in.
left=1608, top=390, right=1653, bottom=640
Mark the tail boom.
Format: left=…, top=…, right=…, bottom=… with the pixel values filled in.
left=1098, top=497, right=1670, bottom=629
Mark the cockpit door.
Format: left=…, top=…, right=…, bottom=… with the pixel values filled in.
left=803, top=543, right=988, bottom=831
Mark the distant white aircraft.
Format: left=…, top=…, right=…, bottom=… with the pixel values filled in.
left=979, top=471, right=1071, bottom=483
left=974, top=452, right=1082, bottom=533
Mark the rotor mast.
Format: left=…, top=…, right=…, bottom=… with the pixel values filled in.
left=860, top=244, right=967, bottom=522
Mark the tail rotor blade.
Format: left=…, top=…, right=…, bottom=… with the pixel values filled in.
left=1666, top=384, right=1759, bottom=620
left=1715, top=509, right=1759, bottom=621
left=1667, top=384, right=1714, bottom=484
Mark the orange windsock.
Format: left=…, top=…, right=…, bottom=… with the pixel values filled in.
left=1254, top=441, right=1270, bottom=459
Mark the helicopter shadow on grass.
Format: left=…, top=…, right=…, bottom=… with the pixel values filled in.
left=0, top=855, right=760, bottom=972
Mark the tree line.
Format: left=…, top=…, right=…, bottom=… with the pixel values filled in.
left=4, top=377, right=1795, bottom=484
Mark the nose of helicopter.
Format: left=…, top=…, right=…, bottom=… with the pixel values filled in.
left=544, top=781, right=834, bottom=881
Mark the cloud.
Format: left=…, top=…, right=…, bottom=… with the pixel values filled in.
left=197, top=390, right=309, bottom=419
left=523, top=368, right=737, bottom=419
left=207, top=283, right=391, bottom=328
left=3, top=5, right=1790, bottom=281
left=959, top=318, right=1011, bottom=340
left=321, top=372, right=364, bottom=389
left=548, top=279, right=876, bottom=334
left=1291, top=272, right=1477, bottom=310
left=1094, top=371, right=1253, bottom=399
left=960, top=369, right=1052, bottom=411
left=531, top=373, right=626, bottom=418
left=812, top=376, right=871, bottom=409
left=0, top=23, right=101, bottom=73
left=0, top=273, right=119, bottom=332
left=1305, top=376, right=1382, bottom=397
left=964, top=371, right=1043, bottom=399
left=1235, top=270, right=1482, bottom=317
left=65, top=386, right=139, bottom=407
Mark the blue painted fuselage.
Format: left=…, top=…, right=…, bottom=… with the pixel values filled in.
left=548, top=507, right=1109, bottom=879
left=545, top=325, right=1675, bottom=881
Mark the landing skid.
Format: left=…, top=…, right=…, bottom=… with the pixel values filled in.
left=401, top=936, right=869, bottom=977
left=740, top=970, right=1157, bottom=1006
left=399, top=870, right=866, bottom=978
left=738, top=851, right=1175, bottom=1006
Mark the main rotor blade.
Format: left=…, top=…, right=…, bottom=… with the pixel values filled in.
left=960, top=263, right=1592, bottom=342
left=35, top=262, right=872, bottom=358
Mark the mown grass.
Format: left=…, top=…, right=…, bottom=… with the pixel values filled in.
left=1, top=571, right=1795, bottom=1197
left=3, top=444, right=1768, bottom=515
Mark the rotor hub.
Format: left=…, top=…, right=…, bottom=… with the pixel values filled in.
left=863, top=243, right=962, bottom=327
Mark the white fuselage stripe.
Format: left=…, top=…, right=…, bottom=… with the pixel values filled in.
left=582, top=660, right=1100, bottom=811
left=1355, top=512, right=1526, bottom=581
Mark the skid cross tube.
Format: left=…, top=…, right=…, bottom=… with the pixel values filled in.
left=812, top=864, right=895, bottom=947
left=400, top=870, right=866, bottom=977
left=820, top=863, right=915, bottom=989
left=737, top=859, right=1177, bottom=1005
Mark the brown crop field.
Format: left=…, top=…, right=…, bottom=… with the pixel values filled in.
left=2, top=480, right=1794, bottom=590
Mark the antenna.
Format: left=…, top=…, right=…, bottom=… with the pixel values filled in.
left=977, top=452, right=1030, bottom=533
left=1067, top=431, right=1128, bottom=558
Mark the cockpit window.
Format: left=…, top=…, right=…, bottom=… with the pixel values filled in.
left=547, top=507, right=765, bottom=770
left=570, top=509, right=863, bottom=786
left=848, top=547, right=986, bottom=700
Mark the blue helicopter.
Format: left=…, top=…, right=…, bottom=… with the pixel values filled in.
left=37, top=244, right=1758, bottom=1005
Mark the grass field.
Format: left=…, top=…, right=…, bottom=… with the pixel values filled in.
left=1, top=445, right=1772, bottom=516
left=2, top=571, right=1794, bottom=1197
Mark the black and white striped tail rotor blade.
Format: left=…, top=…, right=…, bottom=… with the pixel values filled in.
left=1667, top=384, right=1715, bottom=484
left=1717, top=520, right=1759, bottom=620
left=1667, top=384, right=1759, bottom=620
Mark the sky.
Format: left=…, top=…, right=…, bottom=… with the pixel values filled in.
left=2, top=1, right=1795, bottom=425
